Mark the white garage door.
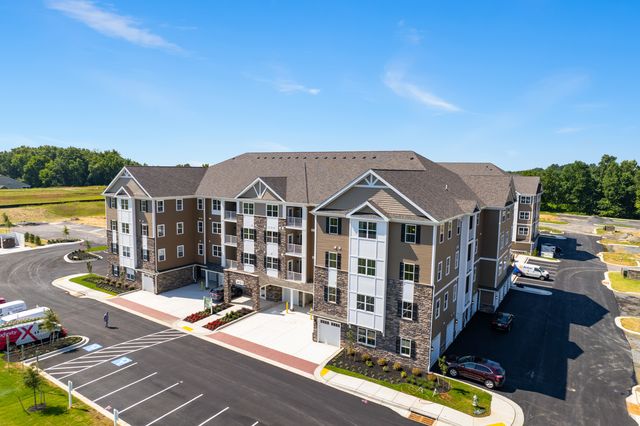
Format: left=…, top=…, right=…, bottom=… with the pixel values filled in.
left=317, top=319, right=341, bottom=346
left=446, top=319, right=455, bottom=348
left=430, top=333, right=441, bottom=367
left=142, top=273, right=154, bottom=292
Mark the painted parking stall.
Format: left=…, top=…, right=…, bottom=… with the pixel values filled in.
left=513, top=259, right=560, bottom=288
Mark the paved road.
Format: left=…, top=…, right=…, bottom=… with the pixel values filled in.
left=446, top=233, right=637, bottom=425
left=14, top=222, right=107, bottom=246
left=0, top=245, right=413, bottom=426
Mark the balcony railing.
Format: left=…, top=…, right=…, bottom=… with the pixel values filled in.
left=226, top=260, right=238, bottom=270
left=286, top=216, right=303, bottom=228
left=287, top=271, right=302, bottom=282
left=464, top=292, right=471, bottom=306
left=224, top=211, right=237, bottom=221
left=224, top=235, right=238, bottom=246
left=287, top=243, right=302, bottom=254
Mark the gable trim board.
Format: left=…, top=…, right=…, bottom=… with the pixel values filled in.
left=235, top=177, right=286, bottom=202
left=103, top=167, right=153, bottom=199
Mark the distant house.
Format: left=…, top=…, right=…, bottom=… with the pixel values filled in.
left=0, top=175, right=30, bottom=189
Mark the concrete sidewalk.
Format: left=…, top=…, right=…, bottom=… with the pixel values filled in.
left=52, top=273, right=115, bottom=300
left=318, top=367, right=524, bottom=426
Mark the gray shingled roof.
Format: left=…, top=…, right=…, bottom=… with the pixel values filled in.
left=439, top=162, right=506, bottom=176
left=512, top=175, right=541, bottom=195
left=125, top=166, right=207, bottom=197
left=0, top=175, right=30, bottom=189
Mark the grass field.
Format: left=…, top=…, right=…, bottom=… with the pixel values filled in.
left=69, top=274, right=117, bottom=296
left=602, top=252, right=639, bottom=266
left=539, top=225, right=563, bottom=234
left=621, top=317, right=640, bottom=333
left=609, top=272, right=640, bottom=292
left=0, top=201, right=105, bottom=228
left=0, top=360, right=110, bottom=425
left=539, top=213, right=568, bottom=225
left=0, top=186, right=104, bottom=207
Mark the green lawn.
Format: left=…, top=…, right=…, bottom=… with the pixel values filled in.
left=0, top=186, right=105, bottom=207
left=325, top=365, right=492, bottom=417
left=609, top=272, right=640, bottom=293
left=602, top=252, right=639, bottom=267
left=0, top=360, right=110, bottom=425
left=86, top=245, right=107, bottom=252
left=69, top=274, right=117, bottom=296
left=539, top=226, right=563, bottom=234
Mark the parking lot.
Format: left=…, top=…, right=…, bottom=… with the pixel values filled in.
left=513, top=257, right=560, bottom=289
left=445, top=234, right=636, bottom=426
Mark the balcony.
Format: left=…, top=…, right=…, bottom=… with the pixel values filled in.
left=286, top=243, right=303, bottom=256
left=286, top=216, right=303, bottom=228
left=287, top=271, right=303, bottom=282
left=224, top=235, right=238, bottom=246
left=464, top=292, right=471, bottom=306
left=224, top=211, right=237, bottom=221
left=226, top=260, right=237, bottom=270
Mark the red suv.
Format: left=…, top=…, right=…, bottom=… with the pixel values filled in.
left=445, top=355, right=506, bottom=389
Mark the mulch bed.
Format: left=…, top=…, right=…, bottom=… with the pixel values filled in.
left=183, top=303, right=232, bottom=323
left=4, top=336, right=83, bottom=362
left=67, top=249, right=99, bottom=261
left=204, top=308, right=253, bottom=331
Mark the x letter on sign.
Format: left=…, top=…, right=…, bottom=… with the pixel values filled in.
left=20, top=324, right=37, bottom=341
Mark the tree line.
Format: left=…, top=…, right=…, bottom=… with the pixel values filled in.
left=515, top=154, right=640, bottom=218
left=0, top=146, right=139, bottom=187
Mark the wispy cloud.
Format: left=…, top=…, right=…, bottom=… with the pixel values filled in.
left=556, top=126, right=584, bottom=134
left=383, top=68, right=461, bottom=112
left=397, top=20, right=423, bottom=45
left=246, top=68, right=320, bottom=96
left=273, top=80, right=320, bottom=95
left=46, top=0, right=183, bottom=53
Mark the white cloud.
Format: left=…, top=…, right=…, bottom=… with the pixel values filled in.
left=273, top=80, right=320, bottom=95
left=46, top=0, right=183, bottom=53
left=383, top=69, right=461, bottom=112
left=556, top=126, right=583, bottom=134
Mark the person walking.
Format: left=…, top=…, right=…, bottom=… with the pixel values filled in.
left=103, top=311, right=109, bottom=328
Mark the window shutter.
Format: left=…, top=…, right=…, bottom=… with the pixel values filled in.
left=416, top=225, right=421, bottom=244
left=411, top=340, right=417, bottom=359
left=414, top=265, right=420, bottom=283
left=241, top=228, right=245, bottom=239
left=336, top=288, right=341, bottom=304
left=323, top=286, right=328, bottom=302
left=396, top=337, right=401, bottom=354
left=325, top=252, right=329, bottom=267
left=399, top=262, right=404, bottom=280
left=337, top=218, right=342, bottom=234
left=413, top=304, right=418, bottom=322
left=337, top=253, right=342, bottom=270
left=325, top=217, right=330, bottom=231
left=264, top=231, right=267, bottom=243
left=277, top=232, right=281, bottom=244
left=277, top=259, right=281, bottom=271
left=400, top=224, right=406, bottom=242
left=263, top=256, right=267, bottom=269
left=397, top=300, right=402, bottom=317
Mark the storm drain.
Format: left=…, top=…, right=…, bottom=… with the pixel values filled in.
left=408, top=412, right=436, bottom=425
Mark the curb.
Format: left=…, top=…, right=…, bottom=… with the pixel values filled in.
left=23, top=335, right=89, bottom=364
left=63, top=251, right=102, bottom=264
left=52, top=274, right=116, bottom=300
left=615, top=317, right=640, bottom=337
left=602, top=271, right=640, bottom=297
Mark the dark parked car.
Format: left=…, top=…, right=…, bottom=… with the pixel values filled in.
left=445, top=355, right=506, bottom=389
left=210, top=285, right=243, bottom=302
left=491, top=311, right=514, bottom=331
left=0, top=297, right=5, bottom=304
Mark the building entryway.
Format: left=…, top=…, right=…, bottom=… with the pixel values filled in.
left=317, top=318, right=341, bottom=347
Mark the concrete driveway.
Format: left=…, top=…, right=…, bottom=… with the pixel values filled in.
left=117, top=284, right=210, bottom=320
left=14, top=221, right=106, bottom=245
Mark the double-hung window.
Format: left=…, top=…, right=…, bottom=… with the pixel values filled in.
left=328, top=217, right=340, bottom=234
left=141, top=224, right=148, bottom=236
left=402, top=263, right=416, bottom=281
left=400, top=338, right=412, bottom=357
left=242, top=253, right=256, bottom=265
left=121, top=223, right=130, bottom=234
left=446, top=256, right=451, bottom=275
left=518, top=226, right=529, bottom=236
left=197, top=198, right=204, bottom=211
left=212, top=222, right=221, bottom=234
left=266, top=204, right=279, bottom=217
left=122, top=246, right=131, bottom=257
left=177, top=245, right=184, bottom=258
left=120, top=199, right=129, bottom=210
left=327, top=287, right=337, bottom=303
left=519, top=211, right=530, bottom=220
left=358, top=221, right=377, bottom=239
left=356, top=294, right=375, bottom=312
left=197, top=220, right=204, bottom=233
left=110, top=220, right=117, bottom=231
left=437, top=261, right=443, bottom=281
left=157, top=224, right=165, bottom=237
left=447, top=221, right=453, bottom=239
left=357, top=327, right=376, bottom=347
left=197, top=243, right=204, bottom=256
left=457, top=219, right=461, bottom=235
left=126, top=268, right=135, bottom=281
left=243, top=202, right=254, bottom=215
left=157, top=200, right=164, bottom=213
left=455, top=249, right=460, bottom=269
left=403, top=224, right=417, bottom=243
left=444, top=293, right=449, bottom=310
left=140, top=200, right=149, bottom=212
left=265, top=256, right=278, bottom=270
left=401, top=301, right=414, bottom=320
left=357, top=258, right=376, bottom=276
left=211, top=245, right=222, bottom=257
left=211, top=199, right=221, bottom=213
left=112, top=264, right=119, bottom=276
left=176, top=222, right=184, bottom=235
left=142, top=249, right=149, bottom=261
left=439, top=225, right=444, bottom=243
left=327, top=252, right=338, bottom=269
left=176, top=199, right=183, bottom=211
left=435, top=299, right=441, bottom=319
left=158, top=248, right=166, bottom=261
left=243, top=228, right=256, bottom=240
left=265, top=231, right=278, bottom=243
left=520, top=195, right=532, bottom=204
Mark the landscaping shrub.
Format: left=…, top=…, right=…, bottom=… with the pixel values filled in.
left=377, top=357, right=388, bottom=367
left=203, top=308, right=252, bottom=331
left=411, top=367, right=423, bottom=377
left=361, top=353, right=372, bottom=362
left=34, top=236, right=41, bottom=245
left=346, top=347, right=356, bottom=357
left=366, top=360, right=374, bottom=368
left=392, top=362, right=403, bottom=371
left=24, top=232, right=31, bottom=242
left=382, top=365, right=390, bottom=373
left=400, top=371, right=407, bottom=379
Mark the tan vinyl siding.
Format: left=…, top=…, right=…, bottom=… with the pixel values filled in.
left=315, top=216, right=349, bottom=271
left=432, top=220, right=460, bottom=290
left=324, top=187, right=423, bottom=218
left=388, top=223, right=433, bottom=283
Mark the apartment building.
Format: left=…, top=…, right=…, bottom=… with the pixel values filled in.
left=511, top=175, right=543, bottom=253
left=102, top=151, right=517, bottom=370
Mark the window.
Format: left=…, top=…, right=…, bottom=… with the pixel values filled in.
left=358, top=221, right=377, bottom=239
left=197, top=243, right=204, bottom=256
left=520, top=195, right=532, bottom=204
left=328, top=217, right=340, bottom=234
left=110, top=242, right=118, bottom=253
left=197, top=198, right=204, bottom=211
left=242, top=253, right=256, bottom=265
left=176, top=199, right=183, bottom=211
left=519, top=211, right=530, bottom=220
left=455, top=249, right=460, bottom=269
left=106, top=197, right=113, bottom=209
left=467, top=243, right=473, bottom=261
left=211, top=199, right=221, bottom=212
left=265, top=256, right=278, bottom=270
left=122, top=246, right=131, bottom=257
left=457, top=219, right=461, bottom=235
left=437, top=261, right=443, bottom=281
left=401, top=301, right=414, bottom=320
left=357, top=258, right=376, bottom=276
left=266, top=204, right=279, bottom=217
left=121, top=223, right=130, bottom=234
left=403, top=224, right=417, bottom=243
left=401, top=263, right=418, bottom=282
left=327, top=252, right=339, bottom=269
left=140, top=200, right=150, bottom=212
left=435, top=298, right=441, bottom=319
left=197, top=220, right=204, bottom=233
left=475, top=240, right=478, bottom=254
left=140, top=224, right=148, bottom=236
left=157, top=200, right=164, bottom=213
left=439, top=225, right=444, bottom=243
left=211, top=245, right=222, bottom=257
left=400, top=338, right=412, bottom=357
left=327, top=287, right=337, bottom=303
left=212, top=222, right=221, bottom=234
left=357, top=327, right=376, bottom=347
left=243, top=228, right=256, bottom=240
left=265, top=231, right=278, bottom=243
left=110, top=220, right=117, bottom=231
left=356, top=294, right=375, bottom=312
left=446, top=256, right=451, bottom=275
left=142, top=249, right=149, bottom=261
left=176, top=222, right=184, bottom=235
left=453, top=283, right=458, bottom=302
left=120, top=199, right=129, bottom=210
left=177, top=245, right=185, bottom=258
left=126, top=268, right=135, bottom=281
left=447, top=221, right=452, bottom=239
left=111, top=264, right=119, bottom=276
left=158, top=248, right=166, bottom=261
left=518, top=226, right=529, bottom=236
left=157, top=224, right=165, bottom=237
left=243, top=202, right=254, bottom=215
left=444, top=293, right=449, bottom=310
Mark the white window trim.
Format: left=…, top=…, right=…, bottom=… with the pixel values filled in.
left=243, top=202, right=255, bottom=215
left=211, top=245, right=222, bottom=257
left=444, top=292, right=449, bottom=311
left=357, top=327, right=376, bottom=348
left=158, top=248, right=166, bottom=262
left=519, top=211, right=531, bottom=220
left=212, top=222, right=221, bottom=234
left=157, top=224, right=165, bottom=238
left=197, top=243, right=204, bottom=256
left=400, top=338, right=412, bottom=357
left=445, top=256, right=451, bottom=276
left=177, top=245, right=185, bottom=258
left=518, top=226, right=529, bottom=236
left=197, top=220, right=204, bottom=233
left=435, top=299, right=441, bottom=319
left=437, top=261, right=443, bottom=281
left=266, top=204, right=279, bottom=218
left=211, top=199, right=221, bottom=213
left=157, top=200, right=164, bottom=213
left=356, top=294, right=375, bottom=312
left=176, top=199, right=184, bottom=211
left=328, top=217, right=340, bottom=235
left=404, top=224, right=417, bottom=243
left=176, top=222, right=184, bottom=235
left=197, top=197, right=204, bottom=211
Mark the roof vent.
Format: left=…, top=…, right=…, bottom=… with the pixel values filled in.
left=445, top=184, right=449, bottom=191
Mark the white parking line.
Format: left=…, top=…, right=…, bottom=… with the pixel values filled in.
left=75, top=362, right=138, bottom=390
left=119, top=382, right=181, bottom=414
left=250, top=422, right=259, bottom=426
left=197, top=407, right=230, bottom=426
left=144, top=394, right=203, bottom=426
left=93, top=372, right=158, bottom=402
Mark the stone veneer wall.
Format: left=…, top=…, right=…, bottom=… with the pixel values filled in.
left=312, top=266, right=349, bottom=322
left=156, top=266, right=194, bottom=293
left=265, top=285, right=282, bottom=302
left=137, top=235, right=156, bottom=271
left=225, top=270, right=260, bottom=309
left=236, top=214, right=245, bottom=271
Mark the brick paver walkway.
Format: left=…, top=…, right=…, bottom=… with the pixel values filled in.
left=209, top=331, right=318, bottom=375
left=109, top=297, right=180, bottom=323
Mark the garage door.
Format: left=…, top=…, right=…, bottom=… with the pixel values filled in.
left=317, top=319, right=341, bottom=346
left=142, top=274, right=154, bottom=293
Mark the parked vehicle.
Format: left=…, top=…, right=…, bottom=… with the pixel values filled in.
left=0, top=318, right=65, bottom=350
left=0, top=300, right=27, bottom=317
left=491, top=311, right=514, bottom=331
left=514, top=263, right=550, bottom=280
left=445, top=355, right=506, bottom=389
left=209, top=285, right=243, bottom=302
left=0, top=297, right=5, bottom=304
left=0, top=307, right=50, bottom=324
left=540, top=244, right=556, bottom=258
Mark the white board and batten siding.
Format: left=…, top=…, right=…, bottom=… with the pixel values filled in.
left=117, top=195, right=136, bottom=270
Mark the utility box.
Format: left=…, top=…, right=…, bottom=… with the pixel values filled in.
left=604, top=225, right=616, bottom=232
left=623, top=268, right=640, bottom=281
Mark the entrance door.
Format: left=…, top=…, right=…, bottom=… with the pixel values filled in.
left=142, top=274, right=154, bottom=292
left=317, top=319, right=340, bottom=346
left=259, top=286, right=266, bottom=300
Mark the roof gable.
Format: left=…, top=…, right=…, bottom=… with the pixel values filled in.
left=236, top=177, right=286, bottom=201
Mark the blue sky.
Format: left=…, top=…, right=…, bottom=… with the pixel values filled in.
left=0, top=1, right=638, bottom=170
